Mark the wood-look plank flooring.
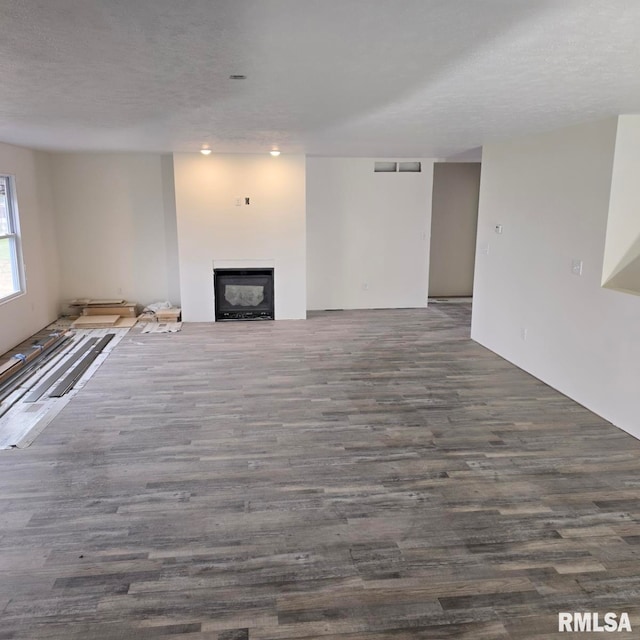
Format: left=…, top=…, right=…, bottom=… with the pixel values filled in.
left=1, top=304, right=640, bottom=639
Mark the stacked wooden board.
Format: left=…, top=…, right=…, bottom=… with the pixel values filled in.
left=71, top=315, right=138, bottom=329
left=70, top=298, right=127, bottom=306
left=72, top=315, right=120, bottom=328
left=69, top=299, right=139, bottom=329
left=156, top=307, right=181, bottom=322
left=83, top=304, right=136, bottom=318
left=137, top=307, right=182, bottom=323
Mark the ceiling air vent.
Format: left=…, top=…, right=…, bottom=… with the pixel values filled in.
left=399, top=162, right=421, bottom=172
left=374, top=161, right=397, bottom=172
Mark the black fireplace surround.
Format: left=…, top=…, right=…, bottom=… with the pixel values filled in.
left=214, top=268, right=274, bottom=321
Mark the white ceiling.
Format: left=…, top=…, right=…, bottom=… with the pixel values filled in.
left=1, top=0, right=640, bottom=157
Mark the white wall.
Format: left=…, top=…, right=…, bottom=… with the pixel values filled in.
left=602, top=114, right=640, bottom=292
left=306, top=157, right=435, bottom=310
left=160, top=155, right=181, bottom=305
left=173, top=153, right=306, bottom=321
left=472, top=117, right=640, bottom=439
left=429, top=162, right=480, bottom=297
left=50, top=153, right=179, bottom=307
left=0, top=143, right=59, bottom=355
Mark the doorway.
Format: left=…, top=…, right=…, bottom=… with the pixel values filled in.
left=428, top=162, right=481, bottom=299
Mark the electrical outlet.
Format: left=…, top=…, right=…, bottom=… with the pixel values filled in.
left=521, top=327, right=528, bottom=341
left=482, top=242, right=490, bottom=255
left=495, top=224, right=503, bottom=234
left=235, top=197, right=242, bottom=206
left=571, top=259, right=583, bottom=276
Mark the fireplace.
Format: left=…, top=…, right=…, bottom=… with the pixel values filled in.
left=213, top=268, right=274, bottom=321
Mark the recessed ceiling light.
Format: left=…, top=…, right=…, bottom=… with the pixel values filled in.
left=229, top=75, right=246, bottom=80
left=270, top=150, right=281, bottom=157
left=200, top=145, right=212, bottom=155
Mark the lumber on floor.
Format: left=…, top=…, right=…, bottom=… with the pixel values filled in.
left=0, top=327, right=129, bottom=451
left=0, top=333, right=71, bottom=401
left=113, top=317, right=138, bottom=328
left=1, top=305, right=640, bottom=640
left=70, top=298, right=125, bottom=306
left=0, top=333, right=66, bottom=385
left=71, top=315, right=120, bottom=329
left=48, top=334, right=115, bottom=398
left=23, top=337, right=98, bottom=403
left=155, top=307, right=181, bottom=321
left=0, top=359, right=20, bottom=377
left=83, top=305, right=137, bottom=318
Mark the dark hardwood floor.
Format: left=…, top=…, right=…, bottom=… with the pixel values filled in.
left=1, top=304, right=639, bottom=639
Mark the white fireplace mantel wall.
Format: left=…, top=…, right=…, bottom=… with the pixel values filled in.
left=173, top=153, right=306, bottom=321
left=212, top=259, right=275, bottom=269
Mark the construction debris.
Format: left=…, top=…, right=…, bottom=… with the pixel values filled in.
left=156, top=307, right=181, bottom=322
left=82, top=303, right=137, bottom=318
left=0, top=318, right=135, bottom=449
left=141, top=301, right=181, bottom=323
left=141, top=322, right=182, bottom=334
left=71, top=315, right=121, bottom=329
left=67, top=299, right=141, bottom=327
left=49, top=334, right=115, bottom=397
left=69, top=298, right=126, bottom=306
left=0, top=333, right=69, bottom=387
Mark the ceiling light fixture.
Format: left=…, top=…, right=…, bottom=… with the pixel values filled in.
left=270, top=149, right=281, bottom=157
left=229, top=74, right=246, bottom=80
left=200, top=146, right=212, bottom=155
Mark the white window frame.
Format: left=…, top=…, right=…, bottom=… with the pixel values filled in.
left=0, top=175, right=25, bottom=303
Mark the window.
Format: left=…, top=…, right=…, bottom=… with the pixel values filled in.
left=0, top=175, right=24, bottom=301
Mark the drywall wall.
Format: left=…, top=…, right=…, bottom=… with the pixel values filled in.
left=173, top=153, right=306, bottom=321
left=602, top=114, right=640, bottom=294
left=306, top=157, right=435, bottom=310
left=429, top=162, right=480, bottom=297
left=445, top=148, right=483, bottom=163
left=0, top=142, right=59, bottom=355
left=50, top=153, right=179, bottom=307
left=472, top=117, right=640, bottom=439
left=160, top=155, right=181, bottom=305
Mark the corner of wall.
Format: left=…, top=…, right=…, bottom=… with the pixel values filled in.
left=162, top=154, right=181, bottom=306
left=0, top=142, right=61, bottom=355
left=471, top=117, right=640, bottom=437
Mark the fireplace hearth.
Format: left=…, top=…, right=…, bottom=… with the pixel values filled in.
left=214, top=268, right=274, bottom=321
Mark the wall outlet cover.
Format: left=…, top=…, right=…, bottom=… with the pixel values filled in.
left=571, top=259, right=583, bottom=276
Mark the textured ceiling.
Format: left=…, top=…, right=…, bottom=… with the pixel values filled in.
left=1, top=0, right=639, bottom=157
